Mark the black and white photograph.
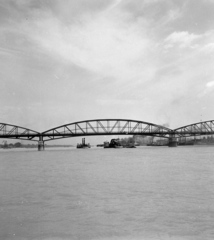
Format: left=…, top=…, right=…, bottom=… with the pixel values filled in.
left=0, top=0, right=214, bottom=239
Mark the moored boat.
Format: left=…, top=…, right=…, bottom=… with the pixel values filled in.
left=76, top=138, right=91, bottom=149
left=104, top=139, right=123, bottom=148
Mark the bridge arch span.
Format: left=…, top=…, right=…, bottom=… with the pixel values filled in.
left=41, top=119, right=173, bottom=141
left=174, top=120, right=214, bottom=137
left=0, top=123, right=40, bottom=141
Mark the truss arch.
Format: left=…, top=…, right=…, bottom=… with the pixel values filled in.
left=41, top=119, right=173, bottom=141
left=0, top=123, right=40, bottom=141
left=174, top=120, right=214, bottom=137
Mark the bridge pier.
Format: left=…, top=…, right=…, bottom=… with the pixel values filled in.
left=168, top=135, right=178, bottom=147
left=38, top=136, right=45, bottom=151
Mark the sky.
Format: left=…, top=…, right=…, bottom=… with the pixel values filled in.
left=1, top=0, right=214, bottom=137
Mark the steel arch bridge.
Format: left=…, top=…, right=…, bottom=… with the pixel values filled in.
left=174, top=120, right=214, bottom=137
left=1, top=119, right=214, bottom=149
left=41, top=119, right=173, bottom=141
left=0, top=123, right=39, bottom=141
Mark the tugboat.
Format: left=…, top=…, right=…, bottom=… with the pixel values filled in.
left=104, top=138, right=123, bottom=148
left=76, top=138, right=91, bottom=149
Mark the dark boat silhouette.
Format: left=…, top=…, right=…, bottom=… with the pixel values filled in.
left=76, top=138, right=91, bottom=149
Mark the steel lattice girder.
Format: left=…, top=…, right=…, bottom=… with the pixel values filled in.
left=41, top=119, right=173, bottom=141
left=174, top=120, right=214, bottom=137
left=0, top=123, right=40, bottom=141
left=2, top=119, right=214, bottom=142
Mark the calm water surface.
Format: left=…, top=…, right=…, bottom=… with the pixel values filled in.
left=0, top=146, right=214, bottom=240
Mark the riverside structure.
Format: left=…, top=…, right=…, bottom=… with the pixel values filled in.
left=1, top=119, right=214, bottom=150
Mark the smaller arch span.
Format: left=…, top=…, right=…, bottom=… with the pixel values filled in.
left=0, top=123, right=40, bottom=141
left=174, top=120, right=214, bottom=137
left=41, top=119, right=173, bottom=141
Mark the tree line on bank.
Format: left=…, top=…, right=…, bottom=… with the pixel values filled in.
left=0, top=141, right=37, bottom=148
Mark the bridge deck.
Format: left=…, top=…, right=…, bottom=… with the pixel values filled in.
left=1, top=119, right=214, bottom=142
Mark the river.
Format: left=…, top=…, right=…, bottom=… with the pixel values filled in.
left=0, top=146, right=214, bottom=240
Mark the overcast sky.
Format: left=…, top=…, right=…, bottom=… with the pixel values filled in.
left=1, top=0, right=214, bottom=133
